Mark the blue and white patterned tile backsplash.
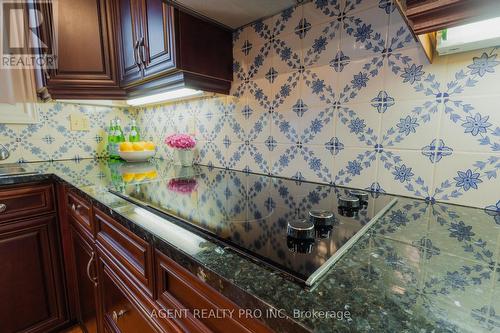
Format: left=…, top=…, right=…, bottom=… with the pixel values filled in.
left=0, top=102, right=135, bottom=162
left=137, top=0, right=500, bottom=211
left=1, top=0, right=499, bottom=212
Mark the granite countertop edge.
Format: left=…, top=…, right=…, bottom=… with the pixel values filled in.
left=2, top=171, right=311, bottom=333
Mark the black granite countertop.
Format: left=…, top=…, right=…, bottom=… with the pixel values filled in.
left=2, top=159, right=499, bottom=333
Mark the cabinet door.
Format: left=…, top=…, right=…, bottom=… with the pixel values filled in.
left=45, top=0, right=124, bottom=99
left=138, top=0, right=176, bottom=78
left=100, top=262, right=157, bottom=333
left=118, top=0, right=144, bottom=86
left=70, top=224, right=101, bottom=333
left=0, top=215, right=67, bottom=333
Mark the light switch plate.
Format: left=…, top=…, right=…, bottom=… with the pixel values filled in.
left=70, top=114, right=90, bottom=131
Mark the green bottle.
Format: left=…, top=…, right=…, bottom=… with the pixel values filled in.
left=107, top=158, right=124, bottom=190
left=129, top=119, right=140, bottom=142
left=114, top=119, right=126, bottom=159
left=107, top=120, right=117, bottom=159
left=115, top=119, right=126, bottom=142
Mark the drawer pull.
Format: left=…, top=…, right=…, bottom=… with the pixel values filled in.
left=0, top=203, right=6, bottom=213
left=86, top=251, right=98, bottom=287
left=112, top=309, right=128, bottom=322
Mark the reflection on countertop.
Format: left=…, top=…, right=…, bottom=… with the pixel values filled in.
left=8, top=158, right=500, bottom=332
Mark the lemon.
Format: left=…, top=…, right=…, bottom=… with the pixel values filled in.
left=134, top=173, right=146, bottom=181
left=122, top=173, right=135, bottom=182
left=145, top=170, right=157, bottom=179
left=132, top=142, right=145, bottom=151
left=144, top=141, right=155, bottom=151
left=119, top=142, right=133, bottom=152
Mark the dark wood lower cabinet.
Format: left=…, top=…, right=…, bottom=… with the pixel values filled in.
left=0, top=214, right=67, bottom=333
left=69, top=222, right=101, bottom=333
left=100, top=261, right=157, bottom=333
left=0, top=183, right=274, bottom=333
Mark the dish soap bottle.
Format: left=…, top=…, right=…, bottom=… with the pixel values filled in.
left=129, top=119, right=140, bottom=142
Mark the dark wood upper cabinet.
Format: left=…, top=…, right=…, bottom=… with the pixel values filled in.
left=42, top=0, right=126, bottom=99
left=118, top=0, right=144, bottom=86
left=37, top=0, right=232, bottom=100
left=139, top=0, right=176, bottom=78
left=400, top=0, right=500, bottom=34
left=117, top=0, right=233, bottom=96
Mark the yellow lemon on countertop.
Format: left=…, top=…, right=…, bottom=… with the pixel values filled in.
left=122, top=172, right=135, bottom=182
left=119, top=142, right=134, bottom=152
left=144, top=141, right=155, bottom=151
left=145, top=170, right=157, bottom=179
left=132, top=142, right=145, bottom=151
left=134, top=173, right=146, bottom=181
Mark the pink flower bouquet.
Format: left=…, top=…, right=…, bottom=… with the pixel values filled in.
left=167, top=178, right=198, bottom=194
left=165, top=134, right=196, bottom=150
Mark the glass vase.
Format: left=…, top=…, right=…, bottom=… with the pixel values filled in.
left=175, top=149, right=193, bottom=166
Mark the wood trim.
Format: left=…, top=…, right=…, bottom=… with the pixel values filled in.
left=42, top=87, right=127, bottom=100
left=124, top=70, right=231, bottom=97
left=417, top=32, right=436, bottom=63
left=162, top=0, right=234, bottom=31
left=405, top=0, right=500, bottom=34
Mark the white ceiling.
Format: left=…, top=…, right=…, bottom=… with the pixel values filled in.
left=167, top=0, right=298, bottom=29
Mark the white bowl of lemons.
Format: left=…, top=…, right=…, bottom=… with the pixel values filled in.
left=118, top=141, right=156, bottom=162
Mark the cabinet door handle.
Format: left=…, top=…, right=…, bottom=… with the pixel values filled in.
left=112, top=309, right=128, bottom=323
left=71, top=203, right=81, bottom=212
left=138, top=36, right=146, bottom=66
left=134, top=39, right=141, bottom=70
left=86, top=251, right=98, bottom=287
left=0, top=203, right=6, bottom=213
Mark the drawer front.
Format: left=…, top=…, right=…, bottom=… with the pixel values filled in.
left=156, top=251, right=272, bottom=333
left=0, top=183, right=54, bottom=222
left=67, top=191, right=92, bottom=235
left=95, top=207, right=154, bottom=296
left=101, top=263, right=157, bottom=333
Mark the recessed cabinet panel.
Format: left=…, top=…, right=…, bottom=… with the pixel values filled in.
left=57, top=0, right=104, bottom=73
left=0, top=183, right=54, bottom=223
left=95, top=207, right=154, bottom=296
left=44, top=0, right=125, bottom=99
left=67, top=190, right=93, bottom=236
left=141, top=0, right=175, bottom=78
left=156, top=250, right=273, bottom=333
left=101, top=264, right=157, bottom=333
left=0, top=215, right=66, bottom=333
left=117, top=0, right=232, bottom=94
left=118, top=0, right=144, bottom=85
